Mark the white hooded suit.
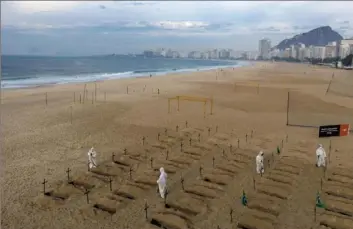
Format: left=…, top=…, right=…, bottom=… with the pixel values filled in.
left=88, top=147, right=97, bottom=169
left=256, top=151, right=264, bottom=174
left=157, top=167, right=168, bottom=199
left=316, top=144, right=326, bottom=167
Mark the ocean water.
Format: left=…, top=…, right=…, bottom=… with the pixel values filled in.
left=1, top=55, right=248, bottom=89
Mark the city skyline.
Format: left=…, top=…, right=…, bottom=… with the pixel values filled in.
left=2, top=1, right=353, bottom=56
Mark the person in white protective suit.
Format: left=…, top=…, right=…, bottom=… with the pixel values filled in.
left=88, top=147, right=97, bottom=169
left=156, top=167, right=168, bottom=199
left=316, top=144, right=326, bottom=167
left=256, top=151, right=264, bottom=174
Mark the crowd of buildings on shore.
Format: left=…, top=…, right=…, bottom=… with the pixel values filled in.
left=141, top=38, right=353, bottom=63
left=259, top=38, right=353, bottom=61
left=142, top=48, right=258, bottom=60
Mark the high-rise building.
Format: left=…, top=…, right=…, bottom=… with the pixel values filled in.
left=258, top=38, right=271, bottom=59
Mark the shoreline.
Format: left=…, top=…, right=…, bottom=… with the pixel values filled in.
left=1, top=61, right=251, bottom=93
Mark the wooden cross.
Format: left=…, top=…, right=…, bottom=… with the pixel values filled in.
left=109, top=176, right=113, bottom=191
left=66, top=168, right=71, bottom=183
left=185, top=121, right=188, bottom=128
left=164, top=191, right=168, bottom=206
left=112, top=152, right=115, bottom=162
left=124, top=148, right=127, bottom=155
left=142, top=136, right=145, bottom=146
left=144, top=202, right=149, bottom=219
left=42, top=179, right=48, bottom=194
left=129, top=167, right=133, bottom=180
left=180, top=142, right=183, bottom=152
left=84, top=188, right=90, bottom=204
left=150, top=157, right=153, bottom=168
left=176, top=125, right=179, bottom=132
left=212, top=157, right=215, bottom=167
left=180, top=176, right=184, bottom=190
left=189, top=138, right=192, bottom=146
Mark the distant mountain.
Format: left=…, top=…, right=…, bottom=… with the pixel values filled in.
left=274, top=26, right=343, bottom=50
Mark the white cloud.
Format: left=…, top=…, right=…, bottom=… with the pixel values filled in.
left=2, top=1, right=353, bottom=55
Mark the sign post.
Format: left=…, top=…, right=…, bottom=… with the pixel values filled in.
left=318, top=124, right=350, bottom=138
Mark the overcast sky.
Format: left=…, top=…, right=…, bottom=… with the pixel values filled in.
left=1, top=1, right=353, bottom=56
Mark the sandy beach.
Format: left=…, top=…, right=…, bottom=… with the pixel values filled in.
left=2, top=62, right=353, bottom=229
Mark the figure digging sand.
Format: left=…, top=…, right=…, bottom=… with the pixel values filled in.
left=157, top=167, right=168, bottom=198
left=256, top=151, right=264, bottom=174
left=88, top=147, right=97, bottom=169
left=316, top=144, right=327, bottom=167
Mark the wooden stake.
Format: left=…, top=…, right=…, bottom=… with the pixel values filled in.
left=142, top=136, right=145, bottom=145
left=314, top=205, right=316, bottom=222
left=185, top=121, right=188, bottom=128
left=246, top=134, right=248, bottom=143
left=158, top=89, right=160, bottom=95
left=104, top=92, right=106, bottom=102
left=124, top=148, right=127, bottom=155
left=70, top=106, right=73, bottom=124
left=144, top=202, right=149, bottom=220
left=180, top=142, right=183, bottom=152
left=166, top=150, right=169, bottom=160
left=198, top=133, right=201, bottom=142
left=109, top=176, right=113, bottom=191
left=230, top=144, right=232, bottom=152
left=45, top=92, right=48, bottom=106
left=199, top=166, right=203, bottom=177
left=189, top=138, right=192, bottom=146
left=165, top=128, right=167, bottom=136
left=176, top=125, right=179, bottom=132
left=42, top=179, right=48, bottom=194
left=253, top=177, right=256, bottom=190
left=126, top=86, right=129, bottom=94
left=208, top=127, right=211, bottom=136
left=80, top=94, right=82, bottom=104
left=181, top=176, right=184, bottom=190
left=230, top=208, right=233, bottom=223
left=83, top=84, right=87, bottom=104
left=112, top=152, right=115, bottom=162
left=158, top=133, right=160, bottom=141
left=66, top=168, right=71, bottom=183
left=74, top=92, right=76, bottom=103
left=91, top=92, right=94, bottom=104
left=212, top=157, right=215, bottom=167
left=238, top=139, right=240, bottom=148
left=216, top=126, right=218, bottom=133
left=84, top=188, right=90, bottom=204
left=150, top=157, right=153, bottom=168
left=129, top=167, right=133, bottom=180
